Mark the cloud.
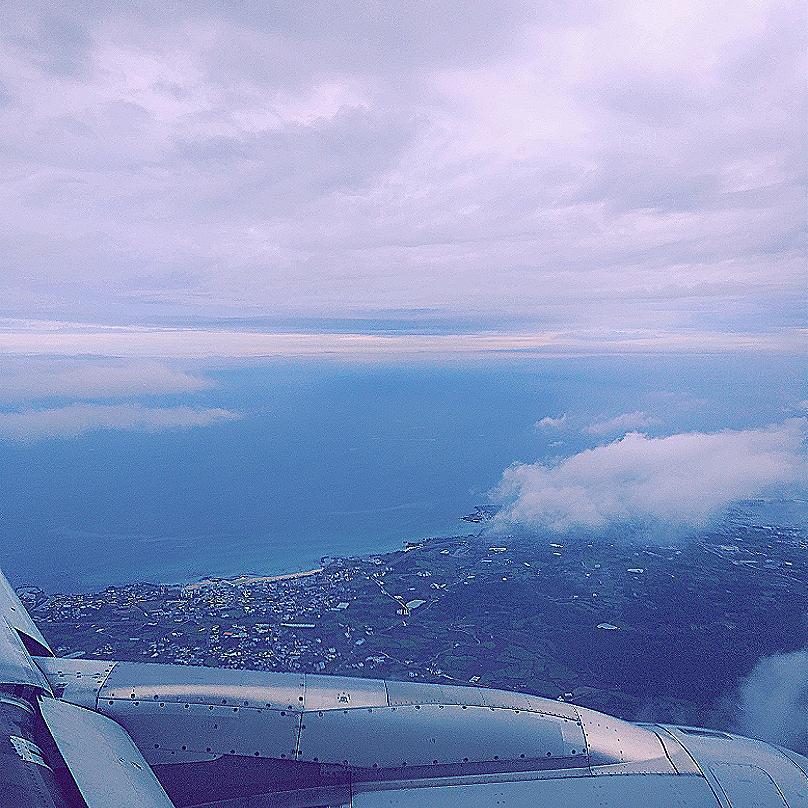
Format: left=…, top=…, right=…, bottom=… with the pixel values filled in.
left=536, top=414, right=567, bottom=430
left=0, top=403, right=241, bottom=441
left=492, top=421, right=806, bottom=534
left=586, top=410, right=661, bottom=436
left=736, top=646, right=808, bottom=754
left=0, top=319, right=803, bottom=360
left=0, top=1, right=803, bottom=339
left=0, top=360, right=212, bottom=401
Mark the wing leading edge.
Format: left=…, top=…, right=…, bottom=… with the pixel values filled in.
left=34, top=658, right=808, bottom=807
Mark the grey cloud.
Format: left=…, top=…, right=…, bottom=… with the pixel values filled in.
left=493, top=421, right=807, bottom=534
left=0, top=403, right=241, bottom=441
left=0, top=1, right=803, bottom=333
left=198, top=0, right=542, bottom=76
left=3, top=10, right=92, bottom=77
left=171, top=105, right=416, bottom=207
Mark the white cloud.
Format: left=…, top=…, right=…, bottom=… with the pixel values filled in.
left=0, top=404, right=241, bottom=441
left=536, top=414, right=567, bottom=430
left=0, top=360, right=212, bottom=401
left=586, top=410, right=661, bottom=436
left=493, top=421, right=806, bottom=534
left=0, top=319, right=803, bottom=360
left=736, top=646, right=808, bottom=753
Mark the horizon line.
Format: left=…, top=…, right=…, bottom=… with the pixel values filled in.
left=0, top=318, right=804, bottom=360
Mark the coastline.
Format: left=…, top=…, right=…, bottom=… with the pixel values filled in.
left=12, top=513, right=472, bottom=594
left=186, top=567, right=325, bottom=589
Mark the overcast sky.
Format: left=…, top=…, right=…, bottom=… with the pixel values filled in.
left=0, top=1, right=805, bottom=345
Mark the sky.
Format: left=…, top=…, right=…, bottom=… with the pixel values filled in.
left=0, top=0, right=805, bottom=345
left=0, top=3, right=805, bottom=554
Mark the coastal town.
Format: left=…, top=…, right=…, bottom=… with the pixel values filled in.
left=26, top=505, right=807, bottom=729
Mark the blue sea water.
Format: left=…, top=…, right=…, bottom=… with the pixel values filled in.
left=0, top=354, right=804, bottom=591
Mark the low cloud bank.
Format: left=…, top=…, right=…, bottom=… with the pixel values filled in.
left=0, top=404, right=241, bottom=441
left=736, top=647, right=808, bottom=753
left=585, top=410, right=660, bottom=436
left=0, top=361, right=212, bottom=402
left=493, top=421, right=806, bottom=534
left=0, top=320, right=804, bottom=360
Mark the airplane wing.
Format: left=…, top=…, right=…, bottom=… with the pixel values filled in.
left=1, top=568, right=805, bottom=807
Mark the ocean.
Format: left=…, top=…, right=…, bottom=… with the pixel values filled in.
left=0, top=354, right=803, bottom=591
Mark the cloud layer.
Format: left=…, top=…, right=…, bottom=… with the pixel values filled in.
left=0, top=1, right=804, bottom=339
left=493, top=421, right=806, bottom=533
left=0, top=360, right=212, bottom=401
left=0, top=403, right=241, bottom=441
left=736, top=646, right=808, bottom=753
left=0, top=319, right=803, bottom=360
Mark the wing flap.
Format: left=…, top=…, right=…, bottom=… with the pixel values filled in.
left=0, top=569, right=53, bottom=657
left=39, top=696, right=175, bottom=808
left=0, top=616, right=52, bottom=692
